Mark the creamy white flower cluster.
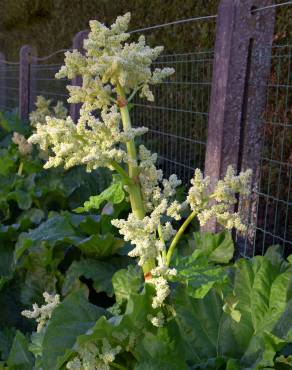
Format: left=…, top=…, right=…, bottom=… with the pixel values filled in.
left=21, top=292, right=60, bottom=332
left=138, top=145, right=185, bottom=216
left=28, top=106, right=147, bottom=171
left=66, top=339, right=121, bottom=370
left=145, top=265, right=177, bottom=327
left=12, top=132, right=33, bottom=157
left=187, top=166, right=252, bottom=232
left=29, top=96, right=67, bottom=127
left=112, top=145, right=186, bottom=269
left=147, top=311, right=165, bottom=328
left=112, top=201, right=176, bottom=267
left=56, top=13, right=174, bottom=111
left=29, top=14, right=173, bottom=174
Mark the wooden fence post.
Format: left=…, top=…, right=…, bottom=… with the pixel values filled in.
left=0, top=53, right=6, bottom=111
left=19, top=45, right=37, bottom=121
left=204, top=0, right=275, bottom=240
left=70, top=30, right=89, bottom=122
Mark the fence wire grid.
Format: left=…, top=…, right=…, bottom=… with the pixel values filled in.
left=29, top=57, right=69, bottom=113
left=0, top=5, right=292, bottom=257
left=133, top=51, right=213, bottom=183
left=243, top=44, right=292, bottom=257
left=0, top=63, right=19, bottom=112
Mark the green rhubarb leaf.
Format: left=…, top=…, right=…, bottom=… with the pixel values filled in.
left=112, top=265, right=143, bottom=304
left=74, top=180, right=125, bottom=213
left=275, top=355, right=292, bottom=369
left=135, top=331, right=188, bottom=370
left=172, top=287, right=224, bottom=362
left=193, top=230, right=234, bottom=264
left=76, top=233, right=124, bottom=258
left=7, top=190, right=32, bottom=210
left=0, top=150, right=15, bottom=176
left=14, top=212, right=80, bottom=261
left=42, top=289, right=104, bottom=370
left=62, top=259, right=118, bottom=296
left=0, top=327, right=16, bottom=361
left=7, top=331, right=33, bottom=370
left=173, top=247, right=228, bottom=299
left=172, top=247, right=292, bottom=368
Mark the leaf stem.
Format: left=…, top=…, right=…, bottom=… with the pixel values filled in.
left=109, top=160, right=133, bottom=183
left=127, top=85, right=142, bottom=103
left=17, top=160, right=24, bottom=176
left=166, top=210, right=197, bottom=266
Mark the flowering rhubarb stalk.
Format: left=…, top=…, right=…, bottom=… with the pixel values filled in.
left=28, top=13, right=251, bottom=291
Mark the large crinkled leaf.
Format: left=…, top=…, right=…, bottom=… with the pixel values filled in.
left=173, top=232, right=233, bottom=299
left=0, top=279, right=28, bottom=330
left=220, top=247, right=292, bottom=368
left=57, top=286, right=155, bottom=369
left=172, top=287, right=224, bottom=362
left=193, top=231, right=234, bottom=264
left=74, top=180, right=125, bottom=213
left=62, top=259, right=119, bottom=296
left=0, top=223, right=20, bottom=243
left=0, top=112, right=28, bottom=135
left=0, top=150, right=15, bottom=176
left=177, top=263, right=227, bottom=299
left=7, top=190, right=32, bottom=210
left=173, top=248, right=228, bottom=299
left=76, top=285, right=155, bottom=347
left=17, top=208, right=45, bottom=231
left=7, top=331, right=33, bottom=370
left=275, top=355, right=292, bottom=369
left=76, top=233, right=124, bottom=258
left=0, top=328, right=16, bottom=361
left=172, top=247, right=292, bottom=369
left=112, top=265, right=143, bottom=304
left=0, top=243, right=14, bottom=284
left=42, top=289, right=104, bottom=370
left=134, top=331, right=188, bottom=370
left=14, top=213, right=80, bottom=261
left=20, top=256, right=58, bottom=306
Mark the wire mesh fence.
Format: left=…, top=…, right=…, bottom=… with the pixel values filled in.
left=0, top=2, right=292, bottom=257
left=29, top=63, right=69, bottom=113
left=0, top=63, right=19, bottom=112
left=242, top=44, right=292, bottom=257
left=132, top=51, right=213, bottom=182
left=29, top=52, right=69, bottom=113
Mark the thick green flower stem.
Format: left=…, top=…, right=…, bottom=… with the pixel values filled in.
left=116, top=84, right=155, bottom=275
left=17, top=160, right=24, bottom=176
left=111, top=362, right=128, bottom=370
left=166, top=210, right=197, bottom=266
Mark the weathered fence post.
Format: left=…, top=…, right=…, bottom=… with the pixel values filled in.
left=0, top=53, right=6, bottom=111
left=204, top=0, right=275, bottom=245
left=19, top=45, right=37, bottom=121
left=70, top=30, right=89, bottom=122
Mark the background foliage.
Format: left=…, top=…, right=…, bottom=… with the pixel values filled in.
left=0, top=0, right=291, bottom=61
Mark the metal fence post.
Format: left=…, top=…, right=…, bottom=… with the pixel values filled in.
left=19, top=45, right=37, bottom=121
left=204, top=0, right=275, bottom=237
left=0, top=53, right=6, bottom=111
left=70, top=30, right=89, bottom=122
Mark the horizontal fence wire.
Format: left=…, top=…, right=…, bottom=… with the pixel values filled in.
left=28, top=49, right=70, bottom=113
left=29, top=63, right=69, bottom=113
left=0, top=62, right=19, bottom=112
left=129, top=13, right=217, bottom=183
left=132, top=51, right=214, bottom=183
left=242, top=44, right=292, bottom=257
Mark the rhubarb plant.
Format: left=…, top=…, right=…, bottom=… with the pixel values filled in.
left=23, top=13, right=292, bottom=370
left=28, top=13, right=251, bottom=276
